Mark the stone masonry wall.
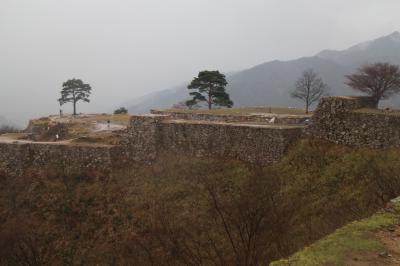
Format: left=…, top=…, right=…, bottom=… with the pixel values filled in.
left=5, top=95, right=397, bottom=179
left=1, top=112, right=305, bottom=178
left=122, top=114, right=169, bottom=162
left=126, top=116, right=304, bottom=164
left=159, top=121, right=304, bottom=164
left=310, top=96, right=400, bottom=148
left=151, top=110, right=310, bottom=125
left=0, top=142, right=114, bottom=178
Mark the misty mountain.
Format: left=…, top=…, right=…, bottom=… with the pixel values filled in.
left=127, top=85, right=189, bottom=114
left=0, top=116, right=12, bottom=127
left=127, top=32, right=400, bottom=112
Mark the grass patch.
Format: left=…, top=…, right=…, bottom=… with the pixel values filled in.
left=82, top=114, right=131, bottom=125
left=28, top=114, right=129, bottom=141
left=164, top=106, right=309, bottom=116
left=0, top=133, right=28, bottom=140
left=29, top=117, right=51, bottom=125
left=270, top=205, right=400, bottom=266
left=71, top=132, right=124, bottom=145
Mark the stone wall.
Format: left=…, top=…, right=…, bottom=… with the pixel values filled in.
left=310, top=96, right=400, bottom=148
left=1, top=113, right=305, bottom=178
left=159, top=120, right=304, bottom=164
left=123, top=114, right=169, bottom=162
left=0, top=108, right=304, bottom=177
left=6, top=95, right=398, bottom=179
left=151, top=110, right=310, bottom=125
left=12, top=96, right=391, bottom=178
left=0, top=142, right=115, bottom=178
left=25, top=119, right=69, bottom=141
left=126, top=116, right=304, bottom=164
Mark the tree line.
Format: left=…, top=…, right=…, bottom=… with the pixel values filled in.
left=57, top=62, right=400, bottom=116
left=182, top=62, right=400, bottom=113
left=291, top=62, right=400, bottom=113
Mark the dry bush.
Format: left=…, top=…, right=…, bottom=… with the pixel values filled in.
left=2, top=141, right=400, bottom=265
left=0, top=217, right=57, bottom=266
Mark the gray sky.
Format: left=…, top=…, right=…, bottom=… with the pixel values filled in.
left=1, top=0, right=400, bottom=125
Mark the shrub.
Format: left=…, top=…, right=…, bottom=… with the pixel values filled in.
left=0, top=125, right=19, bottom=134
left=113, top=107, right=128, bottom=115
left=2, top=140, right=400, bottom=264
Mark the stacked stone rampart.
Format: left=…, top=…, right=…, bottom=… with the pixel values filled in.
left=10, top=96, right=394, bottom=178
left=159, top=120, right=303, bottom=164
left=310, top=96, right=400, bottom=148
left=151, top=109, right=310, bottom=125
left=125, top=116, right=304, bottom=164
left=1, top=113, right=305, bottom=178
left=123, top=114, right=168, bottom=162
left=0, top=142, right=114, bottom=178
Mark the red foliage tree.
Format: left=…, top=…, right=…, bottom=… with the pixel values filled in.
left=345, top=63, right=400, bottom=107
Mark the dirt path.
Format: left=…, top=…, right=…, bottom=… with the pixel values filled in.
left=93, top=123, right=126, bottom=132
left=0, top=135, right=71, bottom=145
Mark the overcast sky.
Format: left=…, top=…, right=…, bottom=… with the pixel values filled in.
left=1, top=0, right=400, bottom=125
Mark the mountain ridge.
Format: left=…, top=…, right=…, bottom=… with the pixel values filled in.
left=127, top=31, right=400, bottom=112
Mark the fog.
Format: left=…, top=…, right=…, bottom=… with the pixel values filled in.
left=1, top=0, right=400, bottom=126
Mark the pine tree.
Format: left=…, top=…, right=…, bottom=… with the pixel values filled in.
left=187, top=71, right=233, bottom=110
left=58, top=79, right=92, bottom=115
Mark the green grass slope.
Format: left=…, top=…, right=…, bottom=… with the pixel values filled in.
left=271, top=203, right=400, bottom=266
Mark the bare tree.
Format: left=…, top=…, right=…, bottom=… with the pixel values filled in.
left=345, top=62, right=400, bottom=107
left=291, top=69, right=329, bottom=114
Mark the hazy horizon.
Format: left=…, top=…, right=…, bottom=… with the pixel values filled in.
left=1, top=0, right=400, bottom=126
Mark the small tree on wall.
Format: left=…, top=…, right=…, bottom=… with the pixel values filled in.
left=345, top=62, right=400, bottom=107
left=187, top=70, right=233, bottom=110
left=58, top=78, right=92, bottom=115
left=290, top=69, right=329, bottom=114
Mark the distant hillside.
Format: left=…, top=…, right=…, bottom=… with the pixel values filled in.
left=0, top=116, right=9, bottom=127
left=127, top=31, right=400, bottom=112
left=0, top=115, right=19, bottom=129
left=127, top=85, right=189, bottom=114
